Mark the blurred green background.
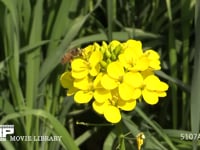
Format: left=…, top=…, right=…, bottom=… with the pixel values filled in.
left=0, top=0, right=199, bottom=149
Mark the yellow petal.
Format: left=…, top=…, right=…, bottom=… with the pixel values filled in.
left=94, top=89, right=112, bottom=103
left=93, top=73, right=103, bottom=88
left=60, top=72, right=73, bottom=88
left=89, top=50, right=103, bottom=66
left=141, top=69, right=154, bottom=78
left=67, top=87, right=78, bottom=96
left=157, top=91, right=167, bottom=97
left=107, top=62, right=124, bottom=80
left=72, top=70, right=88, bottom=79
left=71, top=59, right=88, bottom=72
left=159, top=82, right=169, bottom=91
left=142, top=89, right=158, bottom=105
left=144, top=75, right=160, bottom=90
left=119, top=83, right=134, bottom=101
left=125, top=40, right=143, bottom=59
left=104, top=105, right=121, bottom=123
left=149, top=60, right=161, bottom=70
left=123, top=72, right=143, bottom=88
left=118, top=99, right=136, bottom=111
left=89, top=64, right=100, bottom=76
left=73, top=77, right=91, bottom=90
left=145, top=50, right=160, bottom=60
left=118, top=53, right=132, bottom=69
left=144, top=75, right=168, bottom=91
left=145, top=50, right=161, bottom=70
left=92, top=101, right=105, bottom=114
left=133, top=56, right=149, bottom=71
left=132, top=88, right=142, bottom=99
left=82, top=45, right=94, bottom=59
left=101, top=74, right=118, bottom=90
left=126, top=40, right=142, bottom=50
left=74, top=91, right=93, bottom=103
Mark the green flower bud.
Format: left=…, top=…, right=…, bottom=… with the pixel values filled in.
left=106, top=58, right=112, bottom=64
left=109, top=40, right=121, bottom=52
left=100, top=47, right=106, bottom=54
left=102, top=41, right=108, bottom=48
left=94, top=43, right=100, bottom=51
left=114, top=45, right=122, bottom=56
left=111, top=53, right=117, bottom=61
left=100, top=60, right=107, bottom=68
left=105, top=49, right=111, bottom=58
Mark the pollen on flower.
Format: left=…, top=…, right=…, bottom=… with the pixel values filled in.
left=60, top=39, right=169, bottom=123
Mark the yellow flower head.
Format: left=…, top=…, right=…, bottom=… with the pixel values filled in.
left=92, top=89, right=136, bottom=123
left=60, top=39, right=169, bottom=123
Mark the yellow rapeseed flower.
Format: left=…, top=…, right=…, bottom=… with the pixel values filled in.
left=119, top=40, right=147, bottom=71
left=71, top=47, right=103, bottom=79
left=142, top=75, right=169, bottom=105
left=60, top=39, right=169, bottom=124
left=92, top=89, right=136, bottom=123
left=101, top=61, right=143, bottom=101
left=144, top=50, right=161, bottom=70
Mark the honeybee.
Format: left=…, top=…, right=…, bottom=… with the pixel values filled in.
left=61, top=48, right=81, bottom=64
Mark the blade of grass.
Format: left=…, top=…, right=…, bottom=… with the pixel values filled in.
left=19, top=0, right=31, bottom=40
left=181, top=0, right=194, bottom=129
left=103, top=127, right=118, bottom=150
left=69, top=32, right=129, bottom=48
left=75, top=127, right=97, bottom=146
left=46, top=0, right=81, bottom=56
left=106, top=0, right=115, bottom=41
left=0, top=0, right=19, bottom=34
left=2, top=0, right=24, bottom=109
left=70, top=29, right=161, bottom=49
left=25, top=1, right=43, bottom=143
left=0, top=92, right=15, bottom=114
left=190, top=0, right=200, bottom=149
left=0, top=141, right=15, bottom=150
left=20, top=40, right=51, bottom=54
left=165, top=0, right=178, bottom=129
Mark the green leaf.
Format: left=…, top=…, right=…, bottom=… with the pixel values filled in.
left=191, top=0, right=200, bottom=149
left=103, top=128, right=117, bottom=150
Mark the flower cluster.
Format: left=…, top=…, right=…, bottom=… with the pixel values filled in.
left=60, top=39, right=168, bottom=123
